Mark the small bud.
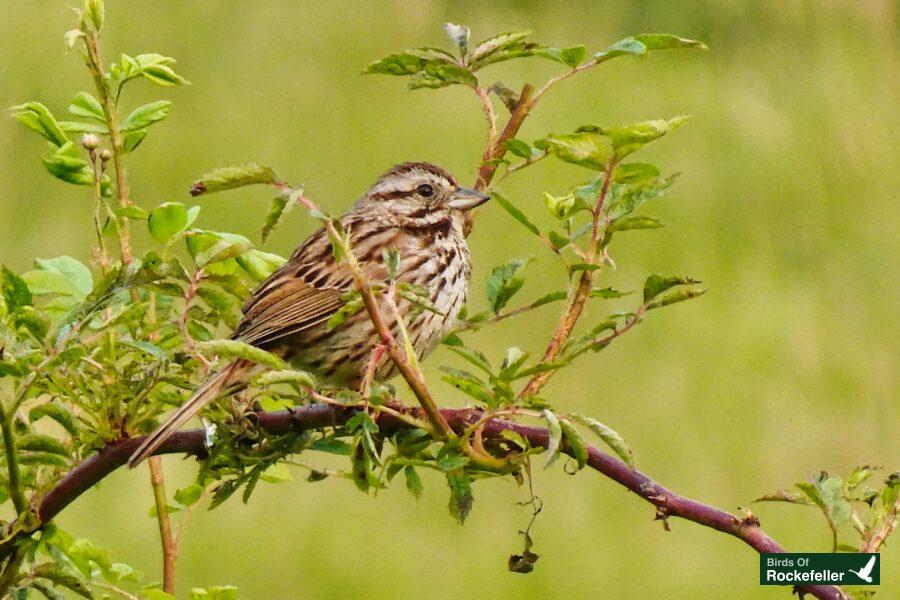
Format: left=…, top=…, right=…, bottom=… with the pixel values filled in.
left=81, top=133, right=100, bottom=150
left=100, top=149, right=113, bottom=161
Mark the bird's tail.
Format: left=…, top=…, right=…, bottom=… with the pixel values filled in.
left=127, top=360, right=250, bottom=468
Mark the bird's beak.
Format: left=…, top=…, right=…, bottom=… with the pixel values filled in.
left=447, top=187, right=490, bottom=211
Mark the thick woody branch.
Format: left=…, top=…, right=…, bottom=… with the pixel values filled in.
left=0, top=404, right=843, bottom=600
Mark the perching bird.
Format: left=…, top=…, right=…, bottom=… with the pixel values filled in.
left=128, top=162, right=489, bottom=467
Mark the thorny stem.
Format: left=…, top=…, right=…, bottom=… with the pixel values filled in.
left=0, top=405, right=847, bottom=600
left=147, top=457, right=178, bottom=594
left=519, top=164, right=615, bottom=398
left=82, top=26, right=133, bottom=264
left=863, top=497, right=900, bottom=553
left=473, top=86, right=498, bottom=156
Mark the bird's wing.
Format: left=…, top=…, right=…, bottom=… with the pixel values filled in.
left=232, top=226, right=352, bottom=347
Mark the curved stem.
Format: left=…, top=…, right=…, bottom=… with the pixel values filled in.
left=0, top=403, right=844, bottom=600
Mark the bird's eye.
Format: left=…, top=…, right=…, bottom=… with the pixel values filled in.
left=416, top=184, right=434, bottom=197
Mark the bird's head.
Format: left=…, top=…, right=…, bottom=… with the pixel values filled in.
left=357, top=162, right=489, bottom=220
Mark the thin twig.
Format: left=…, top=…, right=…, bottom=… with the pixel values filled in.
left=82, top=27, right=133, bottom=264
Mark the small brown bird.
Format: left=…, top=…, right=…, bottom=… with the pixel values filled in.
left=128, top=162, right=489, bottom=467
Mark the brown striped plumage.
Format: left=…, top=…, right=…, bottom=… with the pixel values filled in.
left=128, top=162, right=489, bottom=467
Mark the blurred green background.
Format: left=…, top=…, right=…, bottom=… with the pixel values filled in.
left=2, top=1, right=898, bottom=597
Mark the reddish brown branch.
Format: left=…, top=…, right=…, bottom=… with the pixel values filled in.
left=0, top=404, right=842, bottom=599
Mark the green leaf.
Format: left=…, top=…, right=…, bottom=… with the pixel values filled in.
left=537, top=45, right=587, bottom=67
left=404, top=465, right=423, bottom=499
left=504, top=139, right=532, bottom=159
left=68, top=92, right=104, bottom=122
left=85, top=0, right=104, bottom=30
left=569, top=413, right=634, bottom=468
left=186, top=230, right=253, bottom=267
left=326, top=293, right=364, bottom=330
left=122, top=130, right=146, bottom=152
left=408, top=63, right=477, bottom=90
left=613, top=162, right=660, bottom=184
left=148, top=503, right=183, bottom=517
left=253, top=369, right=315, bottom=388
left=364, top=53, right=432, bottom=76
left=148, top=202, right=189, bottom=244
left=116, top=205, right=148, bottom=220
left=41, top=142, right=93, bottom=186
left=31, top=256, right=92, bottom=298
left=559, top=419, right=588, bottom=469
left=633, top=33, right=707, bottom=51
left=58, top=120, right=108, bottom=133
left=197, top=339, right=288, bottom=369
left=311, top=437, right=352, bottom=455
left=446, top=344, right=492, bottom=374
left=261, top=193, right=299, bottom=242
left=3, top=267, right=33, bottom=310
left=17, top=433, right=70, bottom=456
left=607, top=215, right=664, bottom=233
left=446, top=472, right=474, bottom=524
left=174, top=483, right=204, bottom=507
left=439, top=366, right=495, bottom=406
left=594, top=37, right=647, bottom=63
left=235, top=249, right=286, bottom=282
left=10, top=102, right=68, bottom=146
left=442, top=22, right=470, bottom=55
left=531, top=290, right=567, bottom=308
left=589, top=287, right=630, bottom=299
left=492, top=192, right=540, bottom=236
left=190, top=586, right=237, bottom=600
left=486, top=258, right=529, bottom=314
left=605, top=116, right=689, bottom=159
left=142, top=65, right=185, bottom=85
left=437, top=454, right=470, bottom=472
left=499, top=346, right=528, bottom=379
left=190, top=163, right=279, bottom=196
left=29, top=402, right=79, bottom=437
left=535, top=131, right=612, bottom=170
left=120, top=100, right=171, bottom=132
left=646, top=286, right=706, bottom=310
left=470, top=31, right=531, bottom=63
left=642, top=274, right=700, bottom=303
left=542, top=409, right=562, bottom=469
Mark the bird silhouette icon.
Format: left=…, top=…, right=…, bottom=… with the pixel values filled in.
left=848, top=555, right=876, bottom=583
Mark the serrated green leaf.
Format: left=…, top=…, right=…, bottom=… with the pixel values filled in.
left=17, top=433, right=70, bottom=455
left=404, top=465, right=423, bottom=499
left=85, top=0, right=104, bottom=30
left=569, top=413, right=634, bottom=468
left=10, top=102, right=68, bottom=146
left=68, top=92, right=104, bottom=122
left=446, top=472, right=474, bottom=524
left=120, top=100, right=171, bottom=132
left=613, top=162, right=660, bottom=184
left=186, top=230, right=253, bottom=267
left=542, top=409, right=562, bottom=469
left=486, top=258, right=529, bottom=314
left=198, top=339, right=287, bottom=369
left=148, top=202, right=189, bottom=244
left=633, top=33, right=707, bottom=51
left=29, top=402, right=79, bottom=437
left=235, top=249, right=286, bottom=282
left=607, top=215, right=665, bottom=233
left=535, top=131, right=612, bottom=170
left=559, top=419, right=589, bottom=469
left=646, top=286, right=706, bottom=310
left=446, top=344, right=492, bottom=374
left=439, top=366, right=495, bottom=406
left=642, top=274, right=700, bottom=302
left=253, top=369, right=315, bottom=389
left=190, top=163, right=279, bottom=196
